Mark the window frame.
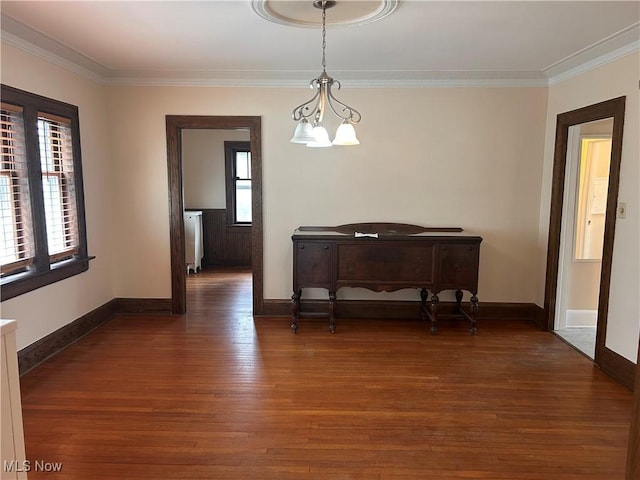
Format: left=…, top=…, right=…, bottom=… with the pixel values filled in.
left=224, top=141, right=252, bottom=227
left=1, top=84, right=91, bottom=301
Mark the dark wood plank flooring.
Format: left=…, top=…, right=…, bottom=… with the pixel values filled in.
left=19, top=268, right=633, bottom=479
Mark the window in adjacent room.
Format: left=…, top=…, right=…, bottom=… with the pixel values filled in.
left=0, top=85, right=91, bottom=301
left=224, top=141, right=251, bottom=225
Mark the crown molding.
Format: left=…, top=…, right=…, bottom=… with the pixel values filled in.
left=1, top=30, right=107, bottom=85
left=1, top=14, right=109, bottom=84
left=546, top=38, right=640, bottom=86
left=544, top=22, right=639, bottom=75
left=103, top=68, right=549, bottom=88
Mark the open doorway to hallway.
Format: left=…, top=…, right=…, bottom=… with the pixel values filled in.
left=554, top=119, right=613, bottom=359
left=165, top=115, right=263, bottom=316
left=182, top=130, right=252, bottom=276
left=182, top=130, right=252, bottom=308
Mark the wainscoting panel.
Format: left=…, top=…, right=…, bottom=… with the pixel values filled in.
left=199, top=209, right=251, bottom=267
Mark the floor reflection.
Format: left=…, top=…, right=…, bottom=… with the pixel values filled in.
left=186, top=266, right=259, bottom=381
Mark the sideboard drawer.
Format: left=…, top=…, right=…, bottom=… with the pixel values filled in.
left=337, top=243, right=436, bottom=286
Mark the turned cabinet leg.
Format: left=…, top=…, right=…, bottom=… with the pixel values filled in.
left=455, top=289, right=463, bottom=310
left=470, top=294, right=479, bottom=335
left=430, top=294, right=439, bottom=334
left=420, top=288, right=429, bottom=322
left=291, top=289, right=301, bottom=333
left=329, top=291, right=337, bottom=334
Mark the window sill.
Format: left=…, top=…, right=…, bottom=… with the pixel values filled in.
left=1, top=256, right=95, bottom=302
left=227, top=224, right=252, bottom=233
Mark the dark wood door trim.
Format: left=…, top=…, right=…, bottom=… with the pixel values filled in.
left=166, top=116, right=263, bottom=315
left=543, top=96, right=625, bottom=364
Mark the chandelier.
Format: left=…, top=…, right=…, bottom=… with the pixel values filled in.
left=290, top=0, right=361, bottom=147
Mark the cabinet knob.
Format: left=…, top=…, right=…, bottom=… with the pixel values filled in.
left=300, top=245, right=305, bottom=249
left=324, top=245, right=329, bottom=250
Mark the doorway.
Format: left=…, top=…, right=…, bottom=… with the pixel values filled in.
left=166, top=115, right=263, bottom=315
left=544, top=97, right=625, bottom=374
left=554, top=121, right=613, bottom=359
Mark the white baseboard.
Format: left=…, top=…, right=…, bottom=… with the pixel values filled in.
left=566, top=309, right=598, bottom=327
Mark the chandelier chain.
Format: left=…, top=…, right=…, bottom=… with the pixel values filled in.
left=321, top=3, right=327, bottom=72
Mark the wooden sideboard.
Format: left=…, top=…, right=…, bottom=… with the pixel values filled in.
left=291, top=223, right=482, bottom=334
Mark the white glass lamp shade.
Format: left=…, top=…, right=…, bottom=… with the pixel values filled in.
left=306, top=125, right=332, bottom=148
left=290, top=119, right=314, bottom=144
left=332, top=121, right=360, bottom=145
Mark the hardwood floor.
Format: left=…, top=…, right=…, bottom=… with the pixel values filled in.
left=19, top=269, right=633, bottom=479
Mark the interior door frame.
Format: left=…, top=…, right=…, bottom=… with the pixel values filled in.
left=555, top=128, right=612, bottom=335
left=543, top=96, right=625, bottom=367
left=166, top=115, right=263, bottom=315
left=553, top=126, right=581, bottom=333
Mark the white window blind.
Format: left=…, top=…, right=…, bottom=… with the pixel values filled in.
left=38, top=112, right=79, bottom=261
left=235, top=151, right=251, bottom=223
left=0, top=103, right=34, bottom=274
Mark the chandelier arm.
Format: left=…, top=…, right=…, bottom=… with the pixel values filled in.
left=326, top=82, right=362, bottom=123
left=291, top=86, right=322, bottom=122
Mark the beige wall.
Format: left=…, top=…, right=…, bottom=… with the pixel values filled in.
left=539, top=52, right=640, bottom=362
left=0, top=44, right=115, bottom=349
left=182, top=129, right=250, bottom=210
left=105, top=85, right=548, bottom=304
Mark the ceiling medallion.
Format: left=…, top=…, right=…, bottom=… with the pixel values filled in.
left=251, top=0, right=399, bottom=28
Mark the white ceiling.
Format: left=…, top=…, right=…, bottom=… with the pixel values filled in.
left=1, top=1, right=639, bottom=87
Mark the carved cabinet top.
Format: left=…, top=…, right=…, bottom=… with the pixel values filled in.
left=293, top=222, right=481, bottom=241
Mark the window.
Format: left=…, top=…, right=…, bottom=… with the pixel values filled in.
left=1, top=103, right=33, bottom=272
left=224, top=141, right=251, bottom=225
left=1, top=85, right=91, bottom=301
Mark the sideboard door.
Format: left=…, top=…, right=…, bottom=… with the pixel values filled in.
left=294, top=242, right=333, bottom=289
left=438, top=243, right=480, bottom=294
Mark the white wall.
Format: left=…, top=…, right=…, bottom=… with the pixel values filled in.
left=538, top=52, right=640, bottom=362
left=182, top=129, right=250, bottom=209
left=0, top=44, right=116, bottom=349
